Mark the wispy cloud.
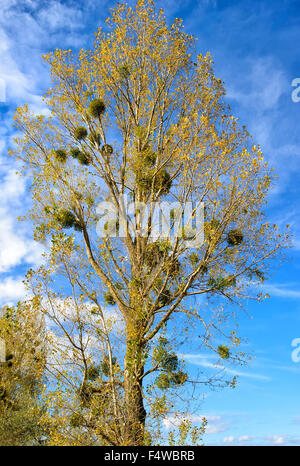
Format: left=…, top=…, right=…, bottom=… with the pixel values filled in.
left=37, top=1, right=84, bottom=31
left=261, top=283, right=300, bottom=299
left=180, top=353, right=271, bottom=381
left=163, top=413, right=228, bottom=434
left=227, top=57, right=288, bottom=112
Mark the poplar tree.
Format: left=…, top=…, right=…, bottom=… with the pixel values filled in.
left=12, top=0, right=288, bottom=445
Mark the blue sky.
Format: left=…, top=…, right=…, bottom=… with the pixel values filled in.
left=0, top=0, right=300, bottom=445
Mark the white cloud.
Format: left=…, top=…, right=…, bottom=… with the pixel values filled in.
left=0, top=28, right=42, bottom=105
left=163, top=413, right=228, bottom=434
left=222, top=432, right=300, bottom=446
left=0, top=168, right=26, bottom=202
left=0, top=276, right=26, bottom=304
left=223, top=434, right=255, bottom=445
left=266, top=435, right=285, bottom=445
left=0, top=168, right=44, bottom=274
left=238, top=435, right=251, bottom=442
left=0, top=213, right=43, bottom=273
left=264, top=434, right=300, bottom=446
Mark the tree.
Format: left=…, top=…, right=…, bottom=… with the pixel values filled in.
left=11, top=0, right=289, bottom=445
left=0, top=302, right=47, bottom=445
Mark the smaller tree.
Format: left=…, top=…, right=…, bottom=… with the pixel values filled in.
left=0, top=302, right=47, bottom=446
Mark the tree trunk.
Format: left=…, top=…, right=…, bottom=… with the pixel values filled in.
left=123, top=320, right=146, bottom=445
